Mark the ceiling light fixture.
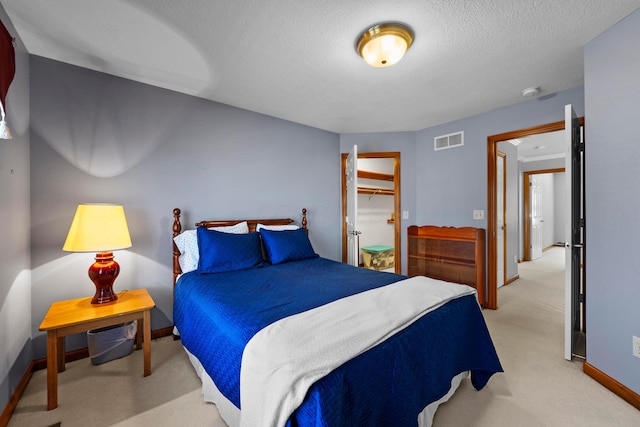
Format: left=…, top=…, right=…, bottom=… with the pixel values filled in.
left=356, top=23, right=414, bottom=68
left=522, top=87, right=540, bottom=97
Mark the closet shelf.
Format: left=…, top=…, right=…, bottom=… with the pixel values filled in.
left=358, top=187, right=394, bottom=196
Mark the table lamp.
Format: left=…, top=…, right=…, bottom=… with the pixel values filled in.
left=63, top=204, right=132, bottom=304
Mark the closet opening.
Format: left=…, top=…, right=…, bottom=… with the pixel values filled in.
left=341, top=151, right=401, bottom=274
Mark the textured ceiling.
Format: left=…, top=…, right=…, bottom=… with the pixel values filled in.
left=1, top=0, right=639, bottom=133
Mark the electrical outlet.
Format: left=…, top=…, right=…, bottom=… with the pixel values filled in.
left=633, top=336, right=640, bottom=359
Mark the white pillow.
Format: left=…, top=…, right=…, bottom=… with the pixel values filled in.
left=256, top=223, right=299, bottom=232
left=173, top=221, right=249, bottom=273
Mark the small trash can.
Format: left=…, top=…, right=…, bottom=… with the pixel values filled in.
left=87, top=320, right=137, bottom=365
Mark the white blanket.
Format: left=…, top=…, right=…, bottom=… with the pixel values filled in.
left=239, top=276, right=477, bottom=427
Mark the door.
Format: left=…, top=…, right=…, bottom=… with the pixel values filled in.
left=564, top=104, right=585, bottom=360
left=496, top=152, right=505, bottom=287
left=530, top=174, right=543, bottom=260
left=346, top=145, right=360, bottom=266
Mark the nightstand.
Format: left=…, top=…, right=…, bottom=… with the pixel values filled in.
left=39, top=288, right=155, bottom=410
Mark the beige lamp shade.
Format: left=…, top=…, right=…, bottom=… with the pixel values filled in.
left=63, top=204, right=132, bottom=252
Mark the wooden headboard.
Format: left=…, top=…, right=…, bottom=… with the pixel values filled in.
left=172, top=208, right=308, bottom=285
left=407, top=225, right=486, bottom=306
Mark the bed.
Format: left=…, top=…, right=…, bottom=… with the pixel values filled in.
left=171, top=208, right=502, bottom=426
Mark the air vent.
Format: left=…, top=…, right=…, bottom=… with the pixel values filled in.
left=434, top=131, right=464, bottom=151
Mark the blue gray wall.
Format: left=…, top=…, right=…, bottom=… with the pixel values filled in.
left=340, top=132, right=417, bottom=274
left=28, top=56, right=341, bottom=360
left=414, top=87, right=584, bottom=290
left=0, top=7, right=30, bottom=412
left=27, top=60, right=583, bottom=357
left=2, top=6, right=640, bottom=413
left=585, top=8, right=640, bottom=394
left=414, top=86, right=584, bottom=228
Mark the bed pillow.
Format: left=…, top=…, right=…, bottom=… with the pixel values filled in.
left=259, top=228, right=318, bottom=265
left=197, top=228, right=264, bottom=273
left=173, top=221, right=249, bottom=273
left=256, top=223, right=299, bottom=232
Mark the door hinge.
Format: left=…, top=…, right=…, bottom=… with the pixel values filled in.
left=579, top=294, right=585, bottom=303
left=580, top=218, right=585, bottom=228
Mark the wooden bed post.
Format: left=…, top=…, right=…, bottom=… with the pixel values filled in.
left=302, top=208, right=307, bottom=233
left=172, top=208, right=182, bottom=286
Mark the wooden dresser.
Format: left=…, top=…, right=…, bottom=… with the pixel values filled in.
left=407, top=225, right=486, bottom=306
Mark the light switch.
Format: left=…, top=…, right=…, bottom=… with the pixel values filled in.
left=473, top=210, right=484, bottom=220
left=402, top=211, right=409, bottom=220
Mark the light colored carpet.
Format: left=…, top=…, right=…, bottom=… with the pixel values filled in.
left=9, top=247, right=640, bottom=426
left=8, top=335, right=221, bottom=427
left=433, top=247, right=639, bottom=426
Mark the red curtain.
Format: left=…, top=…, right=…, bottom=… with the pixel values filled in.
left=0, top=19, right=15, bottom=107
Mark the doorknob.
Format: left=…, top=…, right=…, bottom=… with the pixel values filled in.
left=564, top=242, right=583, bottom=248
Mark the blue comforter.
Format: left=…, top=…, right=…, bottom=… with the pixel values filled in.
left=174, top=257, right=502, bottom=426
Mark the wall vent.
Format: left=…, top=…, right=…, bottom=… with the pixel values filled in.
left=434, top=131, right=464, bottom=151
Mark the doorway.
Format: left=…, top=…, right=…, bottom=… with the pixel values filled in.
left=341, top=151, right=401, bottom=274
left=487, top=119, right=579, bottom=309
left=523, top=168, right=565, bottom=261
left=489, top=112, right=585, bottom=361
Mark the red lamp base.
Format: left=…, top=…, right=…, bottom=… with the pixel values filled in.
left=88, top=251, right=120, bottom=304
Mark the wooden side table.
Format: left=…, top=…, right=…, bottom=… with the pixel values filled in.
left=39, top=288, right=156, bottom=410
